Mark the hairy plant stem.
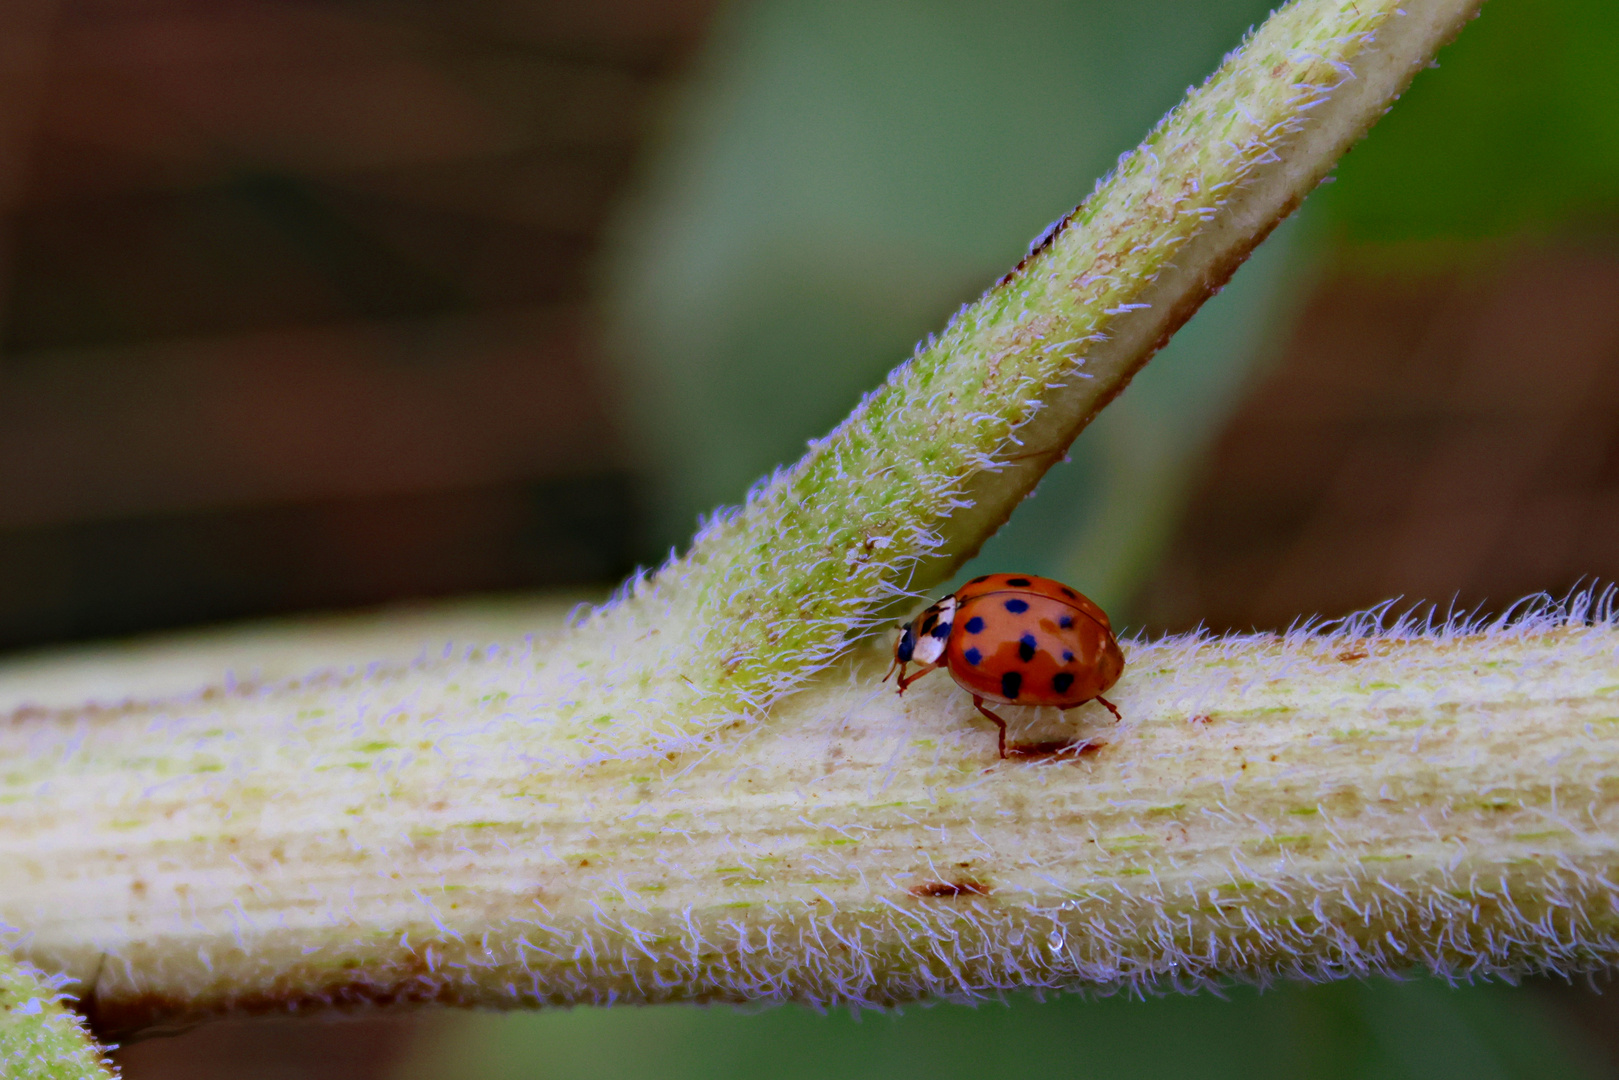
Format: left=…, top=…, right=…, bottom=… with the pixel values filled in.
left=8, top=602, right=1619, bottom=1041
left=0, top=0, right=1501, bottom=1057
left=0, top=950, right=114, bottom=1079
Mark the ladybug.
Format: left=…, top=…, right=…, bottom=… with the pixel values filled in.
left=886, top=573, right=1124, bottom=758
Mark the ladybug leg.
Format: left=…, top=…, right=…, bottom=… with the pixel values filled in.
left=971, top=695, right=1009, bottom=759
left=883, top=656, right=902, bottom=684
left=894, top=665, right=934, bottom=694
left=1095, top=695, right=1122, bottom=722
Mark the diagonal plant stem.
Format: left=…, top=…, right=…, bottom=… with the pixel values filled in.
left=0, top=0, right=1507, bottom=1056
left=564, top=0, right=1484, bottom=756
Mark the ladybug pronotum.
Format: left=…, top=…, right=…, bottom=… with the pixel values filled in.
left=886, top=573, right=1124, bottom=758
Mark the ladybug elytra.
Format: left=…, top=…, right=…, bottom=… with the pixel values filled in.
left=886, top=573, right=1124, bottom=758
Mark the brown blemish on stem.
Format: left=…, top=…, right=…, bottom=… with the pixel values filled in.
left=1005, top=739, right=1106, bottom=760
left=909, top=880, right=991, bottom=899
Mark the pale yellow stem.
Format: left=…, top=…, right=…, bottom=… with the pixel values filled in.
left=6, top=597, right=1617, bottom=1037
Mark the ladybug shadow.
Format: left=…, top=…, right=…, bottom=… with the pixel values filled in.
left=1004, top=735, right=1107, bottom=760
left=870, top=640, right=1120, bottom=762
left=984, top=701, right=1117, bottom=762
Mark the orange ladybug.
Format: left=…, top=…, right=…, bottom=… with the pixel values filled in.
left=886, top=573, right=1124, bottom=758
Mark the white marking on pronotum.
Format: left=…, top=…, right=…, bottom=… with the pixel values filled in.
left=910, top=596, right=957, bottom=666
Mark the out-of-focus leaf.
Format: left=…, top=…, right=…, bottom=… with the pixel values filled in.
left=400, top=980, right=1606, bottom=1080
left=1317, top=0, right=1619, bottom=239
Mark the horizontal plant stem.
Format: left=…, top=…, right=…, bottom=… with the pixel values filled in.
left=5, top=606, right=1619, bottom=1036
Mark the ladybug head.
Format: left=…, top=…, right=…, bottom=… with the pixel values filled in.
left=896, top=595, right=956, bottom=668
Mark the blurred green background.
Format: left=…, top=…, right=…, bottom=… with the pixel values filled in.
left=400, top=981, right=1602, bottom=1080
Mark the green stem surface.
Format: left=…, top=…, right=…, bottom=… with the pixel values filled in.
left=1, top=951, right=115, bottom=1080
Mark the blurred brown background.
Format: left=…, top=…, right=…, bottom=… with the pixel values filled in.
left=0, top=0, right=722, bottom=649
left=1139, top=239, right=1619, bottom=632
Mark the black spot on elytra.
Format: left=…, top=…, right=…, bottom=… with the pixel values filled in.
left=964, top=647, right=982, bottom=665
left=1063, top=650, right=1074, bottom=663
left=1059, top=615, right=1073, bottom=629
left=1061, top=587, right=1077, bottom=598
left=1018, top=634, right=1037, bottom=662
left=1004, top=599, right=1029, bottom=614
left=964, top=616, right=984, bottom=634
left=1006, top=577, right=1032, bottom=587
left=1053, top=672, right=1075, bottom=695
left=1001, top=671, right=1022, bottom=699
left=968, top=575, right=989, bottom=584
